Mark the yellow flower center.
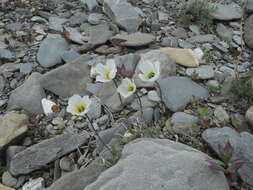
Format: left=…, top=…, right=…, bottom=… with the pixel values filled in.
left=146, top=71, right=155, bottom=79
left=104, top=71, right=111, bottom=80
left=75, top=104, right=86, bottom=113
left=127, top=85, right=134, bottom=92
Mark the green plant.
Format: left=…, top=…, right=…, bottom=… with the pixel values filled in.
left=207, top=141, right=245, bottom=189
left=204, top=49, right=216, bottom=63
left=231, top=76, right=253, bottom=105
left=179, top=0, right=216, bottom=31
left=108, top=146, right=122, bottom=165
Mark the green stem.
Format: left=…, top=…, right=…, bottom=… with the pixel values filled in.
left=86, top=114, right=113, bottom=155
left=135, top=92, right=144, bottom=121
left=155, top=81, right=166, bottom=113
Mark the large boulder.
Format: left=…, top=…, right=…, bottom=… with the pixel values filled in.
left=84, top=138, right=229, bottom=190
left=244, top=15, right=253, bottom=50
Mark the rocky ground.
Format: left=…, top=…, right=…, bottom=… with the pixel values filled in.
left=1, top=0, right=253, bottom=189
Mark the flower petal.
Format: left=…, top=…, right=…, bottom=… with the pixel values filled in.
left=41, top=98, right=56, bottom=115
left=95, top=63, right=106, bottom=74
left=139, top=73, right=148, bottom=82
left=96, top=75, right=108, bottom=83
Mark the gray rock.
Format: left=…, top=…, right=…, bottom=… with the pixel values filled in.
left=188, top=34, right=219, bottom=43
left=6, top=146, right=26, bottom=167
left=22, top=177, right=45, bottom=190
left=84, top=138, right=229, bottom=190
left=186, top=65, right=214, bottom=80
left=37, top=34, right=69, bottom=67
left=189, top=25, right=201, bottom=35
left=8, top=72, right=46, bottom=114
left=49, top=17, right=67, bottom=32
left=0, top=48, right=14, bottom=61
left=48, top=158, right=106, bottom=190
left=88, top=13, right=103, bottom=25
left=88, top=24, right=113, bottom=47
left=10, top=133, right=88, bottom=176
left=143, top=108, right=154, bottom=123
left=65, top=27, right=86, bottom=44
left=2, top=171, right=17, bottom=187
left=59, top=156, right=75, bottom=172
left=40, top=55, right=92, bottom=98
left=214, top=106, right=229, bottom=123
left=211, top=3, right=243, bottom=21
left=0, top=112, right=28, bottom=151
left=161, top=37, right=178, bottom=47
left=61, top=50, right=80, bottom=63
left=103, top=0, right=142, bottom=33
left=87, top=98, right=101, bottom=120
left=202, top=127, right=253, bottom=187
left=82, top=0, right=99, bottom=11
left=111, top=32, right=155, bottom=47
left=5, top=22, right=23, bottom=31
left=114, top=53, right=140, bottom=72
left=216, top=23, right=232, bottom=42
left=131, top=95, right=157, bottom=110
left=232, top=35, right=243, bottom=46
left=171, top=112, right=198, bottom=126
left=245, top=0, right=253, bottom=13
left=0, top=74, right=5, bottom=93
left=69, top=13, right=87, bottom=27
left=0, top=63, right=20, bottom=74
left=244, top=15, right=253, bottom=49
left=19, top=63, right=33, bottom=74
left=178, top=40, right=194, bottom=49
left=158, top=77, right=209, bottom=112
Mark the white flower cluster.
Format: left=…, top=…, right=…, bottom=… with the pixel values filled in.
left=42, top=59, right=161, bottom=116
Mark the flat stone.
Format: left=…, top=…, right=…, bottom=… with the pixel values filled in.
left=37, top=34, right=69, bottom=68
left=88, top=13, right=103, bottom=25
left=82, top=0, right=99, bottom=11
left=103, top=0, right=142, bottom=33
left=135, top=50, right=176, bottom=87
left=216, top=23, right=232, bottom=42
left=211, top=3, right=242, bottom=21
left=114, top=53, right=140, bottom=72
left=245, top=0, right=253, bottom=13
left=160, top=47, right=199, bottom=68
left=88, top=24, right=113, bottom=47
left=2, top=171, right=17, bottom=187
left=171, top=112, right=198, bottom=126
left=87, top=98, right=101, bottom=120
left=111, top=32, right=155, bottom=47
left=244, top=15, right=253, bottom=50
left=65, top=27, right=86, bottom=44
left=186, top=65, right=214, bottom=79
left=10, top=133, right=88, bottom=176
left=202, top=127, right=253, bottom=187
left=188, top=34, right=219, bottom=43
left=0, top=112, right=28, bottom=151
left=214, top=106, right=229, bottom=123
left=61, top=50, right=80, bottom=63
left=49, top=17, right=67, bottom=32
left=84, top=138, right=229, bottom=190
left=48, top=158, right=106, bottom=190
left=8, top=72, right=46, bottom=114
left=22, top=177, right=45, bottom=190
left=5, top=22, right=23, bottom=31
left=40, top=55, right=92, bottom=98
left=158, top=77, right=209, bottom=112
left=0, top=63, right=20, bottom=74
left=0, top=48, right=14, bottom=61
left=19, top=63, right=33, bottom=74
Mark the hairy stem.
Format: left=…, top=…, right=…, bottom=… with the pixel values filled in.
left=155, top=81, right=166, bottom=113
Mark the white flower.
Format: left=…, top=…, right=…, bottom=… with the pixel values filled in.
left=192, top=48, right=204, bottom=62
left=95, top=59, right=117, bottom=82
left=117, top=78, right=136, bottom=98
left=41, top=98, right=56, bottom=115
left=66, top=95, right=91, bottom=116
left=138, top=61, right=160, bottom=82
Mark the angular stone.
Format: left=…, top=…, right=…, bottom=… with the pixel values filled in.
left=244, top=15, right=253, bottom=50
left=202, top=127, right=253, bottom=187
left=49, top=17, right=67, bottom=32
left=8, top=72, right=46, bottom=114
left=160, top=47, right=199, bottom=68
left=82, top=0, right=99, bottom=11
left=10, top=133, right=88, bottom=176
left=0, top=112, right=28, bottom=151
left=0, top=48, right=14, bottom=61
left=171, top=112, right=198, bottom=126
left=84, top=138, right=229, bottom=190
left=103, top=0, right=142, bottom=33
left=65, top=27, right=86, bottom=45
left=61, top=50, right=80, bottom=63
left=186, top=65, right=214, bottom=79
left=111, top=32, right=155, bottom=47
left=37, top=34, right=69, bottom=68
left=188, top=34, right=219, bottom=43
left=88, top=24, right=113, bottom=47
left=40, top=55, right=92, bottom=98
left=216, top=23, right=232, bottom=42
left=114, top=53, right=140, bottom=72
left=158, top=77, right=209, bottom=112
left=211, top=3, right=242, bottom=21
